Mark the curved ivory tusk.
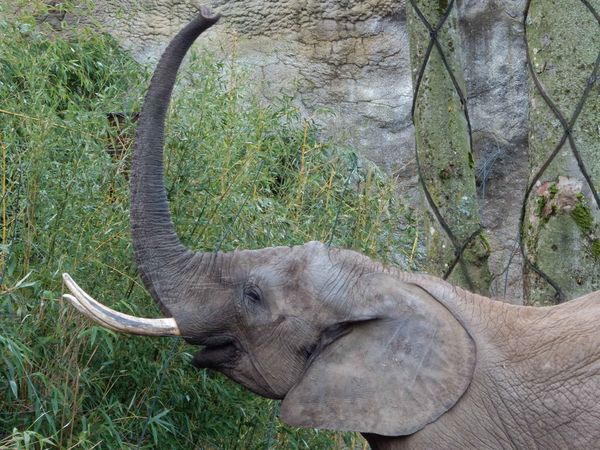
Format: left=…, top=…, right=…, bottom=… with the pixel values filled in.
left=63, top=293, right=124, bottom=333
left=62, top=273, right=181, bottom=336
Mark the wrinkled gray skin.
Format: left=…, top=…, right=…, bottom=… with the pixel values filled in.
left=102, top=7, right=600, bottom=450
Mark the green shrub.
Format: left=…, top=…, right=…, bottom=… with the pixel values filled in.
left=0, top=2, right=418, bottom=448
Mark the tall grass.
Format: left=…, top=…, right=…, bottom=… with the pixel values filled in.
left=0, top=2, right=418, bottom=448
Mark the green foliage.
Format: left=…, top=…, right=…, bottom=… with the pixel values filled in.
left=0, top=2, right=417, bottom=449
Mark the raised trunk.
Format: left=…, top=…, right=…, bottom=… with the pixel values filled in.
left=130, top=8, right=220, bottom=315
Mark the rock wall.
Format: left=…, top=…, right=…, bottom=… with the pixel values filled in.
left=458, top=1, right=529, bottom=300
left=79, top=0, right=416, bottom=186
left=42, top=0, right=530, bottom=301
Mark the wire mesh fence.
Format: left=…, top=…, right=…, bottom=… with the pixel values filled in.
left=408, top=0, right=600, bottom=302
left=408, top=0, right=489, bottom=292
left=520, top=0, right=600, bottom=303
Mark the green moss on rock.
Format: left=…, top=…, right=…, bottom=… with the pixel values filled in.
left=536, top=196, right=546, bottom=216
left=572, top=201, right=594, bottom=235
left=591, top=239, right=600, bottom=257
left=438, top=0, right=449, bottom=15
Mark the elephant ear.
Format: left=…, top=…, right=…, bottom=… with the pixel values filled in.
left=280, top=272, right=476, bottom=436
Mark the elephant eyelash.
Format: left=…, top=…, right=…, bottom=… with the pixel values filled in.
left=244, top=287, right=262, bottom=304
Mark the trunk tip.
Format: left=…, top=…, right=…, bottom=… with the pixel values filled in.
left=199, top=5, right=221, bottom=24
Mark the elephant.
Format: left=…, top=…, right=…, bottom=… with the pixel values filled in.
left=62, top=7, right=600, bottom=449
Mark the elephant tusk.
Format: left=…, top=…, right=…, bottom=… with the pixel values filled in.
left=62, top=273, right=181, bottom=336
left=63, top=291, right=124, bottom=333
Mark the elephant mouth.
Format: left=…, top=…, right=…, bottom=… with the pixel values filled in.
left=190, top=336, right=240, bottom=369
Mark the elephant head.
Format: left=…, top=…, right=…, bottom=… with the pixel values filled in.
left=62, top=7, right=476, bottom=437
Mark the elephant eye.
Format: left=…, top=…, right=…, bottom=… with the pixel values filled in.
left=244, top=287, right=262, bottom=305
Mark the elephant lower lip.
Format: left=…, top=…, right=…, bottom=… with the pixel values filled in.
left=191, top=342, right=239, bottom=368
